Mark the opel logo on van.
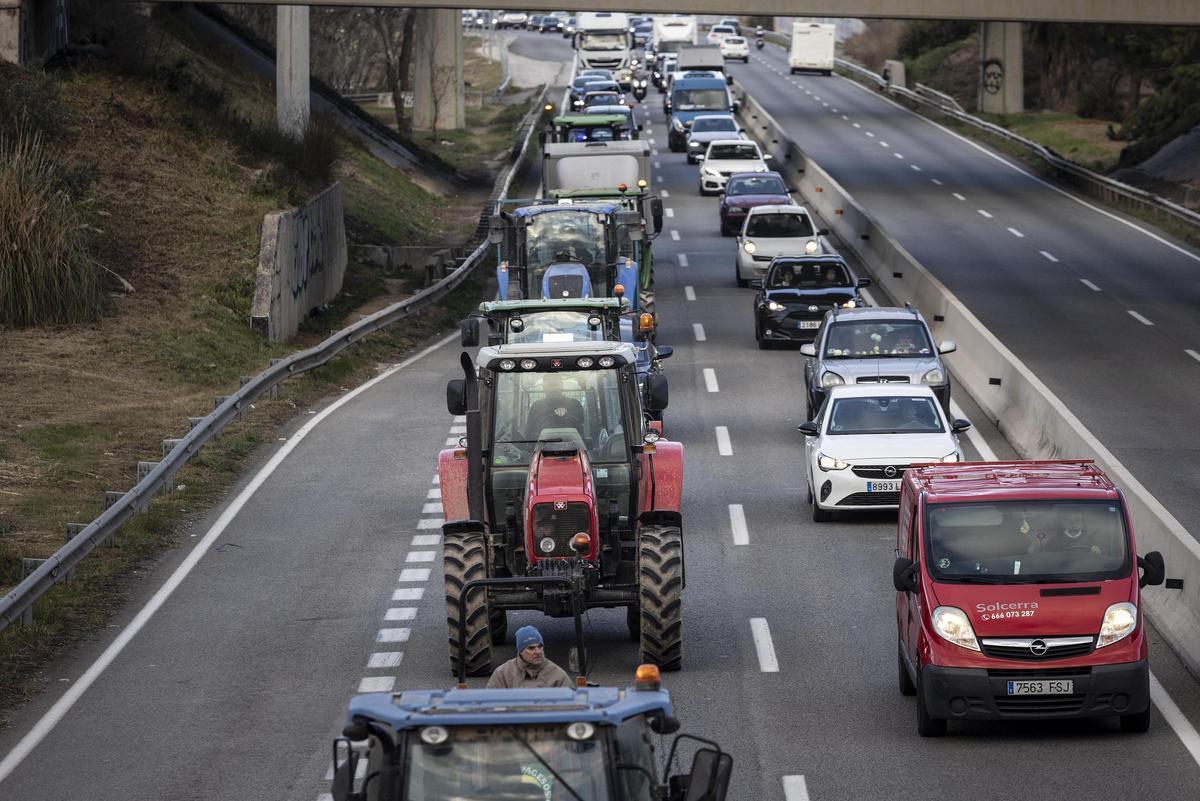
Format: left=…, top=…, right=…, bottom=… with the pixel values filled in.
left=1029, top=639, right=1049, bottom=656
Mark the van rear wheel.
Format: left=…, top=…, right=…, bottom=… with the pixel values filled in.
left=1119, top=706, right=1151, bottom=733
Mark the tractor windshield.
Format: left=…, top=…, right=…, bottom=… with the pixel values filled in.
left=403, top=725, right=611, bottom=801
left=491, top=369, right=628, bottom=466
left=525, top=212, right=610, bottom=297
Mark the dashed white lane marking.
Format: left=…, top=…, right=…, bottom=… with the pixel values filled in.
left=678, top=253, right=689, bottom=267
left=728, top=504, right=749, bottom=545
left=385, top=607, right=418, bottom=621
left=421, top=502, right=443, bottom=514
left=444, top=437, right=459, bottom=446
left=977, top=209, right=993, bottom=219
left=703, top=368, right=719, bottom=393
left=660, top=190, right=670, bottom=198
left=693, top=323, right=707, bottom=342
left=911, top=164, right=922, bottom=172
left=1040, top=250, right=1059, bottom=262
left=377, top=628, right=410, bottom=643
left=1007, top=227, right=1024, bottom=238
left=367, top=652, right=403, bottom=669
left=684, top=285, right=696, bottom=301
left=648, top=137, right=656, bottom=144
left=431, top=474, right=439, bottom=485
left=864, top=131, right=875, bottom=138
left=783, top=776, right=811, bottom=801
left=750, top=618, right=779, bottom=673
left=416, top=518, right=441, bottom=529
left=449, top=425, right=466, bottom=434
left=1128, top=310, right=1154, bottom=326
left=452, top=415, right=465, bottom=423
left=880, top=140, right=889, bottom=148
left=653, top=160, right=662, bottom=169
left=357, top=676, right=395, bottom=693
left=852, top=122, right=861, bottom=128
left=841, top=114, right=849, bottom=120
left=715, top=426, right=733, bottom=455
left=1151, top=673, right=1200, bottom=771
left=1080, top=279, right=1102, bottom=292
left=411, top=534, right=440, bottom=546
left=1186, top=349, right=1200, bottom=364
left=656, top=176, right=663, bottom=183
left=426, top=488, right=441, bottom=499
left=406, top=550, right=437, bottom=562
left=931, top=177, right=943, bottom=185
left=832, top=107, right=838, bottom=113
left=665, top=207, right=675, bottom=218
left=670, top=230, right=681, bottom=241
left=894, top=152, right=904, bottom=159
left=652, top=149, right=660, bottom=156
left=952, top=192, right=966, bottom=201
left=398, top=568, right=430, bottom=582
left=392, top=587, right=425, bottom=601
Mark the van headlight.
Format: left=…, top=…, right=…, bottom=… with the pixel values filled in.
left=804, top=240, right=819, bottom=254
left=1096, top=602, right=1137, bottom=648
left=921, top=368, right=945, bottom=385
left=817, top=453, right=848, bottom=471
left=931, top=606, right=980, bottom=652
left=819, top=371, right=844, bottom=389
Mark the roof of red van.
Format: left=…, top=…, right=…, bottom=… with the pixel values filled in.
left=907, top=460, right=1119, bottom=501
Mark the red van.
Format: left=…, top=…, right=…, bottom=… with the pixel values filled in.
left=893, top=460, right=1166, bottom=736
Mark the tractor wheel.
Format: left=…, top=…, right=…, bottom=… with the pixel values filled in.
left=444, top=531, right=494, bottom=677
left=639, top=286, right=656, bottom=320
left=637, top=525, right=684, bottom=671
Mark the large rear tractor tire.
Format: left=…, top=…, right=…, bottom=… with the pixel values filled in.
left=637, top=525, right=684, bottom=671
left=444, top=531, right=494, bottom=677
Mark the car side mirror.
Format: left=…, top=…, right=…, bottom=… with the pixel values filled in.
left=763, top=153, right=773, bottom=160
left=799, top=343, right=817, bottom=357
left=1139, top=551, right=1165, bottom=588
left=856, top=278, right=872, bottom=288
left=683, top=748, right=732, bottom=801
left=460, top=317, right=480, bottom=348
left=893, top=557, right=919, bottom=593
left=749, top=279, right=762, bottom=289
left=951, top=419, right=971, bottom=434
left=817, top=228, right=829, bottom=236
left=651, top=197, right=664, bottom=233
left=938, top=340, right=957, bottom=354
left=695, top=153, right=705, bottom=161
left=645, top=374, right=669, bottom=411
left=446, top=379, right=467, bottom=416
left=656, top=345, right=674, bottom=360
left=797, top=421, right=819, bottom=436
left=731, top=100, right=740, bottom=112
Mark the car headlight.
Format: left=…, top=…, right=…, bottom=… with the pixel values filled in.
left=921, top=368, right=946, bottom=385
left=689, top=141, right=702, bottom=148
left=940, top=452, right=959, bottom=462
left=932, top=606, right=980, bottom=651
left=804, top=240, right=819, bottom=254
left=742, top=240, right=756, bottom=253
left=842, top=299, right=857, bottom=308
left=1097, top=602, right=1137, bottom=648
left=766, top=300, right=785, bottom=312
left=817, top=453, right=848, bottom=471
left=819, top=371, right=844, bottom=389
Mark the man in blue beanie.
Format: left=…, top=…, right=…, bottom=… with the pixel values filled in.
left=486, top=625, right=573, bottom=688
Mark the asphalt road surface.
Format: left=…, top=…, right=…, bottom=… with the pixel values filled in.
left=2, top=30, right=1200, bottom=801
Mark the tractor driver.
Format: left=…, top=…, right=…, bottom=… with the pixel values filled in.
left=487, top=626, right=573, bottom=689
left=525, top=374, right=586, bottom=441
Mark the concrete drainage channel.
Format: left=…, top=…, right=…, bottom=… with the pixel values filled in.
left=731, top=78, right=1200, bottom=678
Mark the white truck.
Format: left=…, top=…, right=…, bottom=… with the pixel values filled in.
left=789, top=22, right=836, bottom=75
left=576, top=11, right=632, bottom=82
left=649, top=16, right=697, bottom=66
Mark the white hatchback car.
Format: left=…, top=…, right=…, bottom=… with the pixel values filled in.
left=734, top=203, right=827, bottom=285
left=706, top=24, right=737, bottom=45
left=799, top=385, right=970, bottom=521
left=698, top=139, right=770, bottom=195
left=720, top=36, right=750, bottom=62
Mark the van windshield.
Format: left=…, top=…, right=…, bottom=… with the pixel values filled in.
left=925, top=500, right=1131, bottom=584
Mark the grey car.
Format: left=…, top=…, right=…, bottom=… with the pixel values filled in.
left=685, top=114, right=743, bottom=163
left=800, top=306, right=956, bottom=418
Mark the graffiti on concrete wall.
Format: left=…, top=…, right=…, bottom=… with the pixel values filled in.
left=982, top=58, right=1004, bottom=96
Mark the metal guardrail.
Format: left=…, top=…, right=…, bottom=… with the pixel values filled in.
left=834, top=57, right=1200, bottom=232
left=913, top=82, right=964, bottom=113
left=0, top=86, right=550, bottom=632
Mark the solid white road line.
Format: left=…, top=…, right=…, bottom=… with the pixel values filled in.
left=376, top=628, right=410, bottom=643
left=670, top=230, right=680, bottom=241
left=977, top=209, right=993, bottom=219
left=406, top=551, right=436, bottom=562
left=416, top=518, right=441, bottom=529
left=392, top=587, right=425, bottom=601
left=703, top=368, right=719, bottom=393
left=0, top=330, right=460, bottom=785
left=953, top=192, right=966, bottom=201
left=1040, top=250, right=1060, bottom=262
left=1007, top=227, right=1024, bottom=238
left=421, top=502, right=442, bottom=514
left=728, top=504, right=749, bottom=545
left=357, top=676, right=395, bottom=693
left=693, top=323, right=706, bottom=342
left=665, top=208, right=675, bottom=218
left=367, top=652, right=403, bottom=669
left=385, top=607, right=418, bottom=621
left=410, top=535, right=440, bottom=546
left=1128, top=310, right=1154, bottom=326
left=1151, top=673, right=1200, bottom=771
left=949, top=399, right=997, bottom=461
left=398, top=568, right=430, bottom=582
left=678, top=253, right=689, bottom=267
left=783, top=776, right=811, bottom=801
left=1080, top=279, right=1102, bottom=292
left=715, top=426, right=732, bottom=455
left=749, top=618, right=779, bottom=672
left=684, top=285, right=696, bottom=301
left=1186, top=349, right=1200, bottom=364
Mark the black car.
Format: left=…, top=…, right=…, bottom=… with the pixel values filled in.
left=539, top=15, right=561, bottom=32
left=752, top=256, right=871, bottom=349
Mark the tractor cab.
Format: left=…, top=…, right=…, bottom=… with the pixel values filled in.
left=330, top=666, right=732, bottom=801
left=490, top=201, right=646, bottom=311
left=544, top=112, right=636, bottom=143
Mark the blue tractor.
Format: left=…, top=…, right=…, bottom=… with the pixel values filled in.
left=329, top=664, right=732, bottom=801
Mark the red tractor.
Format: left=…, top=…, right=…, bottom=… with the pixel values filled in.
left=441, top=341, right=683, bottom=675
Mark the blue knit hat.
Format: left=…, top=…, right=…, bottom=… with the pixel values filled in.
left=516, top=625, right=544, bottom=653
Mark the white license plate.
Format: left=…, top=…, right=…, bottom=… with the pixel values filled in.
left=797, top=320, right=820, bottom=329
left=1006, top=679, right=1074, bottom=696
left=866, top=480, right=900, bottom=492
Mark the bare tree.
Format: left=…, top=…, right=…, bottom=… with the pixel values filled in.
left=366, top=8, right=415, bottom=133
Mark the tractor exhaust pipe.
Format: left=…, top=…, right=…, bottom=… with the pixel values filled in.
left=460, top=351, right=485, bottom=523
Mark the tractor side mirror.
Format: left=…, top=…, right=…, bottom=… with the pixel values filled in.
left=331, top=738, right=363, bottom=801
left=651, top=198, right=664, bottom=233
left=1139, top=551, right=1165, bottom=588
left=460, top=317, right=480, bottom=348
left=893, top=557, right=919, bottom=593
left=645, top=374, right=669, bottom=412
left=683, top=748, right=732, bottom=801
left=656, top=345, right=674, bottom=360
left=649, top=713, right=680, bottom=734
left=488, top=214, right=504, bottom=244
left=446, top=379, right=467, bottom=416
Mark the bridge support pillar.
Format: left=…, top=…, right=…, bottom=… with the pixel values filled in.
left=1, top=0, right=67, bottom=66
left=276, top=5, right=310, bottom=139
left=412, top=7, right=464, bottom=132
left=979, top=21, right=1024, bottom=115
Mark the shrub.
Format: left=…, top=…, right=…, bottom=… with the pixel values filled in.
left=0, top=65, right=73, bottom=143
left=0, top=126, right=106, bottom=327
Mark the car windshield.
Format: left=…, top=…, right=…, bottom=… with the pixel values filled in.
left=572, top=77, right=602, bottom=90
left=673, top=88, right=727, bottom=111
left=767, top=261, right=849, bottom=289
left=708, top=143, right=760, bottom=160
left=524, top=211, right=608, bottom=291
left=581, top=32, right=627, bottom=50
left=691, top=117, right=736, bottom=133
left=585, top=94, right=621, bottom=107
left=404, top=725, right=611, bottom=801
left=827, top=395, right=944, bottom=435
left=507, top=311, right=609, bottom=345
left=492, top=369, right=628, bottom=465
left=712, top=26, right=734, bottom=34
left=745, top=212, right=812, bottom=238
left=726, top=175, right=786, bottom=196
left=566, top=126, right=616, bottom=142
left=925, top=501, right=1132, bottom=584
left=823, top=320, right=933, bottom=358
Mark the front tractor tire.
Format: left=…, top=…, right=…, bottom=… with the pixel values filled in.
left=637, top=525, right=684, bottom=671
left=443, top=531, right=494, bottom=677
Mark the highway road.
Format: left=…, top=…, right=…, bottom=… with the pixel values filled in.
left=2, top=29, right=1200, bottom=801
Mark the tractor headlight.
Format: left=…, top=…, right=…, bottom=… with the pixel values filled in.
left=519, top=358, right=537, bottom=370
left=820, top=371, right=844, bottom=389
left=1097, top=602, right=1137, bottom=648
left=804, top=240, right=819, bottom=254
left=932, top=606, right=980, bottom=651
left=743, top=240, right=757, bottom=254
left=597, top=355, right=616, bottom=368
left=499, top=359, right=517, bottom=371
left=817, top=453, right=848, bottom=471
left=576, top=356, right=595, bottom=368
left=922, top=368, right=946, bottom=385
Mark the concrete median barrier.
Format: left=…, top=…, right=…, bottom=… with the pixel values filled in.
left=734, top=79, right=1200, bottom=676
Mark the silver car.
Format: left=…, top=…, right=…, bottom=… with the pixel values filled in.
left=800, top=306, right=957, bottom=418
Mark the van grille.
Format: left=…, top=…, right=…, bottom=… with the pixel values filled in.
left=532, top=503, right=590, bottom=557
left=980, top=637, right=1094, bottom=661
